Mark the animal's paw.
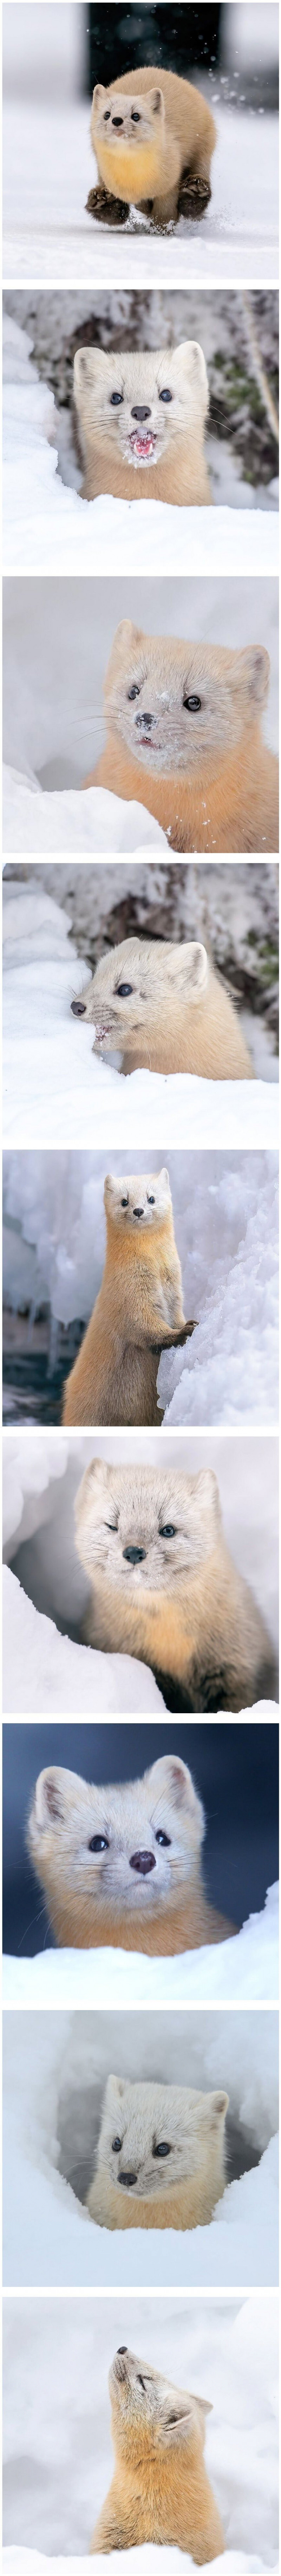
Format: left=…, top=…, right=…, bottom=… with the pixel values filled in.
left=178, top=172, right=211, bottom=221
left=85, top=184, right=128, bottom=226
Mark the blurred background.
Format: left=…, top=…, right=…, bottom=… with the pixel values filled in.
left=3, top=4, right=279, bottom=109
left=4, top=857, right=279, bottom=1070
left=2, top=1717, right=279, bottom=1956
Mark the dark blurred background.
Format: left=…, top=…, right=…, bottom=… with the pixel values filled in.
left=87, top=6, right=221, bottom=92
left=3, top=1719, right=279, bottom=1956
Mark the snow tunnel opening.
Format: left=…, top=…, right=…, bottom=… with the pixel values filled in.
left=55, top=2069, right=263, bottom=2215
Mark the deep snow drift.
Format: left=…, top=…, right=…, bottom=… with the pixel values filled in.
left=3, top=314, right=278, bottom=580
left=2, top=2291, right=279, bottom=2565
left=3, top=883, right=279, bottom=1151
left=2, top=2006, right=278, bottom=2290
left=3, top=1880, right=279, bottom=2013
left=3, top=1146, right=278, bottom=1427
left=3, top=570, right=278, bottom=854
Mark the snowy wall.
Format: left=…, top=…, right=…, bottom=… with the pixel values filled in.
left=2, top=2007, right=278, bottom=2292
left=2, top=2290, right=279, bottom=2565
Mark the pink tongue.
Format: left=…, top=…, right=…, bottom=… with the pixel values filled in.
left=131, top=434, right=154, bottom=457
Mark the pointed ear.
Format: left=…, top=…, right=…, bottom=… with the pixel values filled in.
left=113, top=619, right=142, bottom=653
left=196, top=1467, right=221, bottom=1526
left=190, top=2393, right=213, bottom=2419
left=87, top=1457, right=112, bottom=1486
left=145, top=1753, right=204, bottom=1836
left=177, top=340, right=208, bottom=396
left=149, top=85, right=164, bottom=118
left=166, top=944, right=208, bottom=998
left=104, top=1173, right=118, bottom=1198
left=235, top=646, right=270, bottom=708
left=159, top=1167, right=170, bottom=1186
left=107, top=2073, right=125, bottom=2099
left=210, top=2090, right=229, bottom=2120
left=74, top=347, right=103, bottom=394
left=30, top=1766, right=79, bottom=1831
left=92, top=83, right=106, bottom=111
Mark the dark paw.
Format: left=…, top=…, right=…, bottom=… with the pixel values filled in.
left=85, top=186, right=127, bottom=226
left=178, top=172, right=211, bottom=222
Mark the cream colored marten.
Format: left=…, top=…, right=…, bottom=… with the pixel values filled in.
left=27, top=1750, right=235, bottom=1956
left=74, top=340, right=211, bottom=506
left=84, top=620, right=279, bottom=854
left=71, top=933, right=253, bottom=1080
left=75, top=1456, right=274, bottom=1713
left=87, top=2072, right=229, bottom=2231
left=90, top=2346, right=225, bottom=2558
left=87, top=66, right=216, bottom=230
left=63, top=1168, right=194, bottom=1429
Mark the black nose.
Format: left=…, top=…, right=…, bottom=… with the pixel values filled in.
left=123, top=1545, right=146, bottom=1563
left=136, top=712, right=153, bottom=729
left=130, top=1850, right=156, bottom=1876
left=131, top=405, right=151, bottom=422
left=112, top=115, right=123, bottom=126
left=119, top=2172, right=137, bottom=2188
left=71, top=998, right=86, bottom=1016
left=133, top=1207, right=144, bottom=1218
left=118, top=2347, right=128, bottom=2354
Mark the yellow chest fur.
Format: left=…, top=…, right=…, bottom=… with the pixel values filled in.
left=97, top=137, right=163, bottom=200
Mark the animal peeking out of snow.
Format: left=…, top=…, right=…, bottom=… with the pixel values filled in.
left=86, top=65, right=216, bottom=231
left=74, top=1455, right=275, bottom=1713
left=71, top=933, right=253, bottom=1078
left=87, top=2072, right=229, bottom=2231
left=83, top=621, right=279, bottom=853
left=63, top=1166, right=195, bottom=1428
left=27, top=1750, right=235, bottom=1955
left=73, top=339, right=211, bottom=506
left=90, top=2346, right=225, bottom=2558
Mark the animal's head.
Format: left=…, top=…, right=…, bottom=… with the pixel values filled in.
left=74, top=341, right=208, bottom=470
left=98, top=2072, right=229, bottom=2199
left=102, top=619, right=270, bottom=778
left=27, top=1751, right=205, bottom=1929
left=109, top=2346, right=212, bottom=2463
left=92, top=80, right=165, bottom=152
left=75, top=1456, right=222, bottom=1596
left=71, top=933, right=209, bottom=1048
left=104, top=1168, right=171, bottom=1233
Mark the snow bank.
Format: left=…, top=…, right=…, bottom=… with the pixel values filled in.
left=3, top=93, right=279, bottom=284
left=3, top=767, right=166, bottom=856
left=3, top=2555, right=278, bottom=2576
left=3, top=886, right=278, bottom=1150
left=2, top=2291, right=278, bottom=2563
left=2, top=1567, right=165, bottom=1715
left=3, top=317, right=278, bottom=580
left=3, top=1882, right=279, bottom=2011
left=2, top=2006, right=278, bottom=2290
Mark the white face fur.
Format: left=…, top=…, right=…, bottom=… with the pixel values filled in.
left=98, top=2073, right=228, bottom=2198
left=28, top=1753, right=205, bottom=1922
left=74, top=342, right=208, bottom=470
left=105, top=621, right=269, bottom=778
left=71, top=935, right=209, bottom=1046
left=75, top=1458, right=222, bottom=1598
left=92, top=81, right=165, bottom=151
left=109, top=2347, right=212, bottom=2453
left=104, top=1169, right=171, bottom=1229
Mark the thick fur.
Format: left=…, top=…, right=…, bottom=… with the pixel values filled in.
left=87, top=2072, right=229, bottom=2229
left=91, top=2346, right=225, bottom=2557
left=90, top=67, right=216, bottom=229
left=27, top=1750, right=234, bottom=1956
left=72, top=934, right=253, bottom=1080
left=75, top=1456, right=274, bottom=1713
left=63, top=1167, right=192, bottom=1428
left=84, top=619, right=279, bottom=854
left=74, top=340, right=211, bottom=505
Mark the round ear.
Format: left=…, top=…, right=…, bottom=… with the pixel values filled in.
left=113, top=618, right=142, bottom=651
left=149, top=85, right=164, bottom=117
left=165, top=944, right=208, bottom=999
left=190, top=2393, right=213, bottom=2419
left=196, top=1467, right=221, bottom=1526
left=92, top=83, right=106, bottom=110
left=235, top=646, right=270, bottom=707
left=104, top=1173, right=116, bottom=1196
left=159, top=1167, right=170, bottom=1186
left=107, top=2073, right=125, bottom=2097
left=210, top=2091, right=229, bottom=2119
left=74, top=347, right=102, bottom=392
left=30, top=1766, right=80, bottom=1831
left=177, top=340, right=208, bottom=392
left=145, top=1754, right=205, bottom=1839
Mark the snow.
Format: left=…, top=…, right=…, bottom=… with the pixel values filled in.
left=2, top=2290, right=279, bottom=2565
left=3, top=1147, right=279, bottom=1426
left=3, top=1879, right=279, bottom=2011
left=3, top=316, right=278, bottom=581
left=2, top=2004, right=278, bottom=2290
left=2, top=1427, right=278, bottom=1713
left=3, top=95, right=279, bottom=285
left=3, top=884, right=279, bottom=1151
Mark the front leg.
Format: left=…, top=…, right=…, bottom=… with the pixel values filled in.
left=149, top=1317, right=197, bottom=1350
left=86, top=184, right=128, bottom=225
left=178, top=170, right=211, bottom=221
left=91, top=2496, right=136, bottom=2553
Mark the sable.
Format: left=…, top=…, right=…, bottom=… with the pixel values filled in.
left=90, top=2346, right=225, bottom=2559
left=84, top=621, right=278, bottom=854
left=63, top=1166, right=192, bottom=1428
left=89, top=66, right=216, bottom=231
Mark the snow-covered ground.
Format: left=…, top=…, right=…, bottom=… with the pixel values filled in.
left=3, top=315, right=278, bottom=580
left=3, top=1146, right=279, bottom=1427
left=2, top=880, right=279, bottom=1155
left=2, top=2006, right=278, bottom=2290
left=3, top=571, right=278, bottom=855
left=3, top=1879, right=279, bottom=2009
left=2, top=1428, right=279, bottom=1715
left=2, top=2291, right=279, bottom=2565
left=3, top=93, right=279, bottom=285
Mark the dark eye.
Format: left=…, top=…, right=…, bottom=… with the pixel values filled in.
left=89, top=1834, right=109, bottom=1852
left=153, top=2141, right=171, bottom=2158
left=128, top=685, right=140, bottom=701
left=137, top=2373, right=146, bottom=2387
left=104, top=110, right=111, bottom=120
left=121, top=1196, right=129, bottom=1207
left=116, top=982, right=133, bottom=997
left=159, top=388, right=172, bottom=403
left=155, top=1829, right=171, bottom=1847
left=105, top=1522, right=118, bottom=1531
left=183, top=693, right=201, bottom=712
left=148, top=1195, right=155, bottom=1205
left=159, top=1524, right=176, bottom=1538
left=112, top=2136, right=122, bottom=2152
left=110, top=391, right=123, bottom=406
left=168, top=2413, right=177, bottom=2425
left=131, top=110, right=140, bottom=121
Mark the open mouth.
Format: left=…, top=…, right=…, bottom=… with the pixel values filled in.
left=128, top=430, right=158, bottom=461
left=94, top=1023, right=113, bottom=1045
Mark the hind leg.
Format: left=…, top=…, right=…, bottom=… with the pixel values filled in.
left=137, top=186, right=179, bottom=228
left=86, top=183, right=127, bottom=225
